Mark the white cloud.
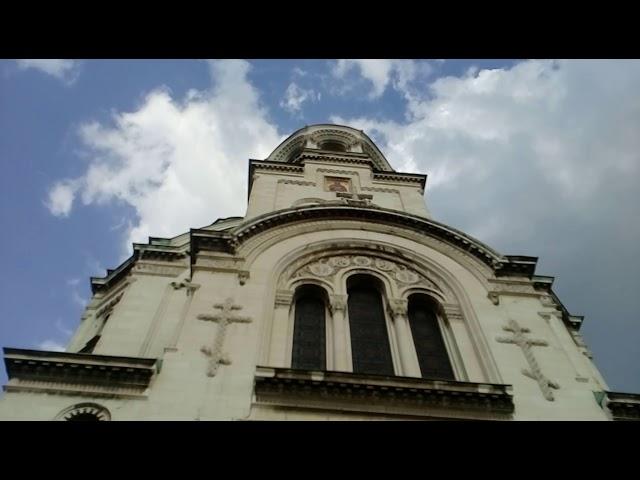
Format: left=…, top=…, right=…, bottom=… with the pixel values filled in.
left=16, top=59, right=80, bottom=84
left=292, top=67, right=308, bottom=77
left=55, top=319, right=74, bottom=337
left=70, top=289, right=88, bottom=307
left=37, top=339, right=66, bottom=352
left=280, top=82, right=320, bottom=114
left=332, top=60, right=433, bottom=99
left=334, top=60, right=393, bottom=98
left=47, top=60, right=282, bottom=255
left=334, top=60, right=640, bottom=213
left=46, top=181, right=78, bottom=217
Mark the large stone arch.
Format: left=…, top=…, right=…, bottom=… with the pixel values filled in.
left=234, top=208, right=500, bottom=293
left=246, top=227, right=502, bottom=383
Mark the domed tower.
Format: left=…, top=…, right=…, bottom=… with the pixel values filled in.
left=1, top=124, right=637, bottom=420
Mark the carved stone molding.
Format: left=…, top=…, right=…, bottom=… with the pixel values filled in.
left=361, top=186, right=401, bottom=194
left=487, top=292, right=500, bottom=305
left=252, top=161, right=304, bottom=174
left=487, top=279, right=540, bottom=305
left=195, top=255, right=244, bottom=271
left=95, top=291, right=124, bottom=318
left=301, top=153, right=374, bottom=168
left=388, top=298, right=408, bottom=317
left=238, top=270, right=250, bottom=285
left=277, top=179, right=317, bottom=187
left=540, top=295, right=557, bottom=308
left=442, top=303, right=464, bottom=321
left=3, top=348, right=159, bottom=399
left=254, top=367, right=515, bottom=420
left=266, top=135, right=308, bottom=162
left=289, top=253, right=442, bottom=294
left=329, top=294, right=348, bottom=314
left=275, top=290, right=294, bottom=307
left=316, top=168, right=359, bottom=177
left=223, top=206, right=533, bottom=279
left=133, top=262, right=185, bottom=278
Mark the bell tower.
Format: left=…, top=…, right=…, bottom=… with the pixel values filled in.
left=246, top=124, right=432, bottom=220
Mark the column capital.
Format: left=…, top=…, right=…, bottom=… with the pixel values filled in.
left=275, top=290, right=294, bottom=307
left=443, top=303, right=464, bottom=321
left=388, top=298, right=408, bottom=317
left=329, top=294, right=348, bottom=314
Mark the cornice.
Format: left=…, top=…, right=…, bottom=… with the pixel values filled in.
left=91, top=242, right=189, bottom=294
left=220, top=205, right=534, bottom=278
left=254, top=366, right=514, bottom=419
left=601, top=391, right=640, bottom=420
left=372, top=171, right=427, bottom=189
left=248, top=159, right=306, bottom=200
left=293, top=150, right=374, bottom=167
left=3, top=348, right=159, bottom=399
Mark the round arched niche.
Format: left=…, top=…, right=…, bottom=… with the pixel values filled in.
left=318, top=139, right=348, bottom=152
left=55, top=403, right=111, bottom=421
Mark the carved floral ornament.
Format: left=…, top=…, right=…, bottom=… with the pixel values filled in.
left=285, top=253, right=446, bottom=297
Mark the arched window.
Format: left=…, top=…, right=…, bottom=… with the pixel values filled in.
left=347, top=274, right=394, bottom=375
left=292, top=285, right=327, bottom=370
left=319, top=140, right=347, bottom=152
left=408, top=294, right=454, bottom=380
left=55, top=403, right=111, bottom=421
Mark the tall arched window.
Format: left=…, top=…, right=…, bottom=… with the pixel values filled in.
left=408, top=294, right=454, bottom=380
left=292, top=285, right=327, bottom=370
left=347, top=274, right=394, bottom=375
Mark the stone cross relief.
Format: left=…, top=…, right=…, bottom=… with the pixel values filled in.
left=496, top=319, right=560, bottom=401
left=196, top=298, right=252, bottom=377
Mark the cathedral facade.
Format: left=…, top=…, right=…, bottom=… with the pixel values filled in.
left=1, top=124, right=638, bottom=420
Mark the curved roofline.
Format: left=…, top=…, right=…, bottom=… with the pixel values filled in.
left=267, top=124, right=394, bottom=172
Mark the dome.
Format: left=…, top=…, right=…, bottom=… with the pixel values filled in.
left=266, top=124, right=394, bottom=172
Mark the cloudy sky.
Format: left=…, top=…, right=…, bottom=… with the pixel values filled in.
left=1, top=59, right=638, bottom=393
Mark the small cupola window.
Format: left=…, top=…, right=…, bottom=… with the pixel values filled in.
left=319, top=140, right=347, bottom=152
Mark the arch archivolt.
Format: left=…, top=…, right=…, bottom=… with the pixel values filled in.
left=282, top=250, right=448, bottom=303
left=237, top=218, right=494, bottom=292
left=287, top=277, right=335, bottom=296
left=253, top=229, right=504, bottom=383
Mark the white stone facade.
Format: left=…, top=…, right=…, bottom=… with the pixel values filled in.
left=1, top=124, right=634, bottom=421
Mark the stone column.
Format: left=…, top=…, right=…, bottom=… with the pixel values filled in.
left=388, top=298, right=421, bottom=377
left=269, top=291, right=294, bottom=368
left=329, top=294, right=350, bottom=372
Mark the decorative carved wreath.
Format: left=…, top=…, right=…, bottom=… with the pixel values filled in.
left=55, top=403, right=111, bottom=421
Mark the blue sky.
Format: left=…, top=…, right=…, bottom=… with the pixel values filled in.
left=1, top=59, right=639, bottom=394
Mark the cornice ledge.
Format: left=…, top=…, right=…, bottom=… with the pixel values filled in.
left=229, top=205, right=533, bottom=276
left=3, top=348, right=159, bottom=397
left=91, top=242, right=188, bottom=294
left=190, top=228, right=236, bottom=255
left=602, top=391, right=640, bottom=420
left=254, top=366, right=514, bottom=418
